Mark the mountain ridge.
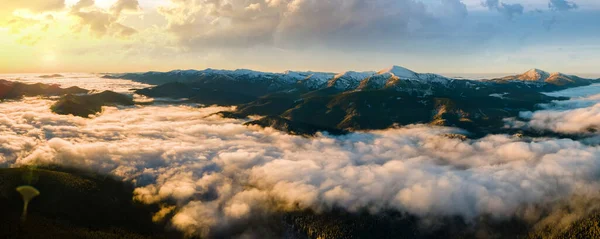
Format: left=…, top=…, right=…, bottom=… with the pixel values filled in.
left=105, top=66, right=597, bottom=88
left=492, top=68, right=594, bottom=86
left=101, top=66, right=597, bottom=137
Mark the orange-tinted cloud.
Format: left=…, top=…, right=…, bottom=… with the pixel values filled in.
left=1, top=0, right=65, bottom=16
left=70, top=0, right=141, bottom=38
left=156, top=0, right=467, bottom=50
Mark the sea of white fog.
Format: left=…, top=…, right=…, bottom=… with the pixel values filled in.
left=0, top=73, right=151, bottom=93
left=1, top=74, right=600, bottom=236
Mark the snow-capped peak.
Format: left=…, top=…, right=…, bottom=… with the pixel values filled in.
left=170, top=69, right=199, bottom=74
left=334, top=71, right=375, bottom=80
left=306, top=72, right=336, bottom=81
left=527, top=68, right=549, bottom=74
left=327, top=71, right=376, bottom=90
left=230, top=69, right=267, bottom=77
left=377, top=65, right=419, bottom=79
left=284, top=71, right=334, bottom=80
left=518, top=68, right=550, bottom=81
left=200, top=68, right=230, bottom=75
left=283, top=70, right=299, bottom=75
left=283, top=70, right=313, bottom=79
left=281, top=70, right=335, bottom=87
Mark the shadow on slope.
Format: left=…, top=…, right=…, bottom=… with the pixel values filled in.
left=0, top=167, right=185, bottom=239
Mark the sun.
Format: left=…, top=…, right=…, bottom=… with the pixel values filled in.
left=93, top=0, right=119, bottom=9
left=42, top=53, right=57, bottom=63
left=41, top=51, right=59, bottom=69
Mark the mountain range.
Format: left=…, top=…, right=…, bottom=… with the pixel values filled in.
left=491, top=68, right=593, bottom=86
left=106, top=66, right=595, bottom=90
left=0, top=79, right=87, bottom=100
left=105, top=66, right=597, bottom=137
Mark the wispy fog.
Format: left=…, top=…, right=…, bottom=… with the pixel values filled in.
left=505, top=84, right=600, bottom=134
left=0, top=73, right=151, bottom=93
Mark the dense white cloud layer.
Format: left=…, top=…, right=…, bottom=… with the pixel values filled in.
left=2, top=94, right=600, bottom=236
left=1, top=73, right=151, bottom=93
left=518, top=101, right=600, bottom=134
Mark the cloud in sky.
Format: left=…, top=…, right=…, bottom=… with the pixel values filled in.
left=2, top=93, right=600, bottom=236
left=69, top=0, right=141, bottom=38
left=549, top=0, right=579, bottom=11
left=0, top=0, right=66, bottom=17
left=482, top=0, right=525, bottom=18
left=156, top=0, right=467, bottom=49
left=0, top=0, right=141, bottom=41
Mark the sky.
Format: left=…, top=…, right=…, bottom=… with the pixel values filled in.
left=0, top=0, right=598, bottom=74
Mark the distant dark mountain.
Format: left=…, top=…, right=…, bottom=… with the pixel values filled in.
left=38, top=74, right=64, bottom=79
left=105, top=69, right=335, bottom=89
left=0, top=79, right=88, bottom=100
left=0, top=80, right=140, bottom=118
left=51, top=91, right=134, bottom=117
left=107, top=66, right=595, bottom=136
